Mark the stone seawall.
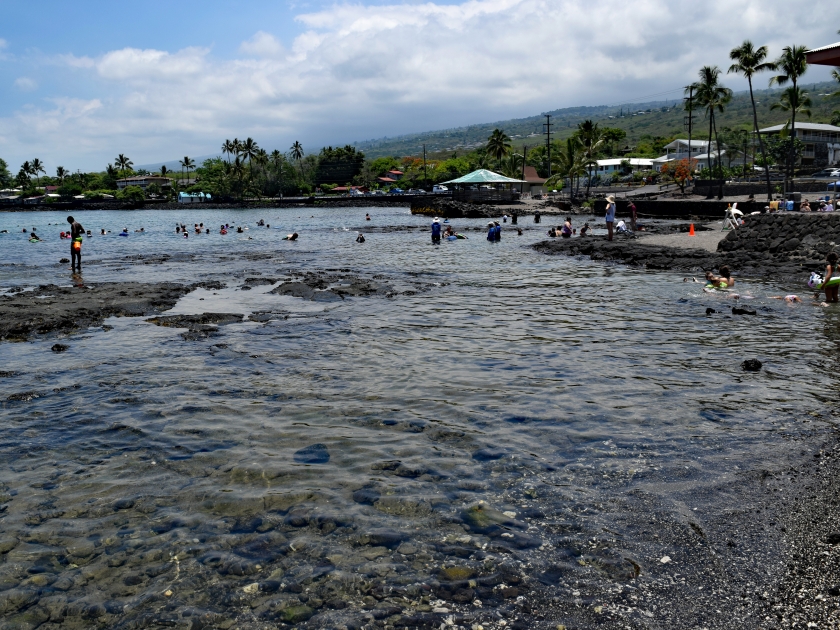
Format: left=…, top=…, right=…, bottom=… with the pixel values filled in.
left=593, top=199, right=734, bottom=219
left=693, top=181, right=833, bottom=197
left=719, top=212, right=840, bottom=265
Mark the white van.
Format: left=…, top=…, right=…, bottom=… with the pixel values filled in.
left=432, top=185, right=448, bottom=193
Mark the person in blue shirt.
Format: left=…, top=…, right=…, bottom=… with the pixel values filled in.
left=431, top=218, right=442, bottom=244
left=487, top=222, right=495, bottom=241
left=494, top=221, right=501, bottom=242
left=604, top=195, right=616, bottom=241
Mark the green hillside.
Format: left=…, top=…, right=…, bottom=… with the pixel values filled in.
left=355, top=82, right=840, bottom=159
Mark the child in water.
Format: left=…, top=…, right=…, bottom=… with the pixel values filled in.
left=705, top=266, right=735, bottom=288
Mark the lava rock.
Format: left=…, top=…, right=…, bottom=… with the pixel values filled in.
left=741, top=359, right=762, bottom=372
left=732, top=307, right=757, bottom=316
left=51, top=344, right=69, bottom=353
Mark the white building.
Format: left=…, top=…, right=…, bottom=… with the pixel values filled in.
left=594, top=158, right=654, bottom=178
left=653, top=139, right=725, bottom=172
left=116, top=176, right=172, bottom=190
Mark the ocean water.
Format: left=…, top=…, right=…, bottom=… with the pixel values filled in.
left=0, top=206, right=838, bottom=629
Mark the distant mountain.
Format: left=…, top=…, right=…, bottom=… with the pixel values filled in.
left=136, top=154, right=222, bottom=173
left=353, top=81, right=840, bottom=159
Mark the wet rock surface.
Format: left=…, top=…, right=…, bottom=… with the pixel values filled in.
left=269, top=269, right=429, bottom=301
left=0, top=282, right=193, bottom=341
left=146, top=313, right=245, bottom=340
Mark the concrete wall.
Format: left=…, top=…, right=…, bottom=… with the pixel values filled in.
left=693, top=181, right=833, bottom=197
left=593, top=199, right=733, bottom=219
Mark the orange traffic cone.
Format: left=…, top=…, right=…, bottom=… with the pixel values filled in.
left=689, top=223, right=695, bottom=236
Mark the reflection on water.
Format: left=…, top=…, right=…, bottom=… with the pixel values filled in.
left=0, top=207, right=836, bottom=628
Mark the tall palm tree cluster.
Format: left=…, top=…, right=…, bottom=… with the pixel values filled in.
left=694, top=41, right=814, bottom=201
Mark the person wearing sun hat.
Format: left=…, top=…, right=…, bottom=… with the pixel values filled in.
left=604, top=195, right=616, bottom=241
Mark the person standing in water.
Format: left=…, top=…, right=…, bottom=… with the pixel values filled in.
left=824, top=252, right=839, bottom=303
left=604, top=195, right=616, bottom=241
left=67, top=216, right=84, bottom=272
left=431, top=218, right=442, bottom=244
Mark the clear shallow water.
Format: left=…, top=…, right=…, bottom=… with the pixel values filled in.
left=1, top=207, right=839, bottom=628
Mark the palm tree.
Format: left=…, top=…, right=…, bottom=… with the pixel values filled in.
left=290, top=141, right=304, bottom=173
left=30, top=158, right=45, bottom=187
left=728, top=40, right=775, bottom=201
left=240, top=138, right=259, bottom=164
left=500, top=153, right=524, bottom=179
left=56, top=166, right=67, bottom=184
left=231, top=157, right=245, bottom=199
left=576, top=120, right=604, bottom=197
left=179, top=156, right=195, bottom=186
left=115, top=154, right=133, bottom=189
left=692, top=66, right=732, bottom=199
left=832, top=68, right=840, bottom=97
left=222, top=139, right=235, bottom=163
left=770, top=45, right=808, bottom=184
left=160, top=165, right=168, bottom=177
left=486, top=129, right=511, bottom=169
left=771, top=87, right=812, bottom=151
left=548, top=137, right=585, bottom=198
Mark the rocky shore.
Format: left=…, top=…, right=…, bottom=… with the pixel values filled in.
left=535, top=213, right=839, bottom=280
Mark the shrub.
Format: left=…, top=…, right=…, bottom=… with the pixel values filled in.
left=117, top=185, right=145, bottom=204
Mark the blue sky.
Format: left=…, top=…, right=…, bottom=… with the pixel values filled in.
left=2, top=0, right=839, bottom=172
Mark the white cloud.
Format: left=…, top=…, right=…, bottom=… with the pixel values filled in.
left=1, top=0, right=839, bottom=169
left=0, top=38, right=8, bottom=49
left=13, top=77, right=37, bottom=92
left=239, top=31, right=286, bottom=58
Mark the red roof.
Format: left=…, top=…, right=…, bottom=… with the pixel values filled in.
left=377, top=177, right=397, bottom=183
left=387, top=170, right=404, bottom=175
left=523, top=166, right=547, bottom=184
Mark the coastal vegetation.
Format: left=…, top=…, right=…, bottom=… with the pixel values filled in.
left=2, top=40, right=838, bottom=203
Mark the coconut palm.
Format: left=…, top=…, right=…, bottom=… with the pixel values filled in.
left=231, top=157, right=245, bottom=198
left=692, top=66, right=732, bottom=198
left=486, top=129, right=511, bottom=169
left=240, top=138, right=259, bottom=164
left=55, top=166, right=67, bottom=184
left=290, top=141, right=304, bottom=168
left=222, top=139, right=236, bottom=163
left=770, top=45, right=808, bottom=183
left=771, top=87, right=812, bottom=125
left=728, top=40, right=775, bottom=200
left=115, top=154, right=133, bottom=189
left=548, top=137, right=585, bottom=197
left=30, top=158, right=45, bottom=187
left=832, top=68, right=840, bottom=97
left=576, top=120, right=604, bottom=197
left=500, top=153, right=524, bottom=179
left=179, top=156, right=195, bottom=186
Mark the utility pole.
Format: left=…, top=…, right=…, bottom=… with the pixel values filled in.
left=521, top=146, right=527, bottom=194
left=423, top=144, right=427, bottom=191
left=683, top=85, right=695, bottom=191
left=543, top=114, right=553, bottom=178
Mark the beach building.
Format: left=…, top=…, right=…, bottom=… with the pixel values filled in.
left=117, top=176, right=172, bottom=190
left=594, top=158, right=653, bottom=178
left=521, top=166, right=547, bottom=195
left=178, top=192, right=211, bottom=204
left=758, top=122, right=840, bottom=167
left=806, top=41, right=840, bottom=67
left=652, top=140, right=711, bottom=171
left=376, top=169, right=404, bottom=185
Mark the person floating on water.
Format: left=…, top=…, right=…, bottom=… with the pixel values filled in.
left=431, top=218, right=442, bottom=244
left=356, top=233, right=365, bottom=243
left=365, top=213, right=371, bottom=221
left=283, top=232, right=299, bottom=241
left=220, top=225, right=227, bottom=234
left=705, top=266, right=735, bottom=288
left=29, top=231, right=41, bottom=242
left=67, top=216, right=84, bottom=272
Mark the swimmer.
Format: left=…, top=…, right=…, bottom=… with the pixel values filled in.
left=705, top=266, right=735, bottom=288
left=517, top=227, right=523, bottom=235
left=283, top=232, right=299, bottom=241
left=206, top=228, right=210, bottom=234
left=365, top=213, right=371, bottom=221
left=580, top=222, right=591, bottom=237
left=683, top=277, right=701, bottom=283
left=29, top=231, right=41, bottom=241
left=769, top=295, right=802, bottom=303
left=101, top=229, right=106, bottom=235
left=266, top=224, right=270, bottom=229
left=356, top=233, right=365, bottom=243
left=220, top=225, right=227, bottom=234
left=184, top=232, right=189, bottom=238
left=236, top=226, right=243, bottom=233
left=824, top=252, right=839, bottom=303
left=176, top=226, right=181, bottom=233
left=86, top=230, right=92, bottom=237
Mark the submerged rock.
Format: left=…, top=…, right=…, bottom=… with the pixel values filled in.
left=741, top=359, right=762, bottom=372
left=461, top=504, right=527, bottom=534
left=293, top=443, right=330, bottom=464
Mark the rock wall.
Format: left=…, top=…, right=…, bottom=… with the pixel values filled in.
left=593, top=199, right=734, bottom=219
left=693, top=181, right=832, bottom=197
left=718, top=212, right=840, bottom=264
left=410, top=199, right=518, bottom=218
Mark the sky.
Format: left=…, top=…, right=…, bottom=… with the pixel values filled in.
left=1, top=0, right=839, bottom=172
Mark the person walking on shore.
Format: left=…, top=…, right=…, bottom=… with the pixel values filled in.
left=604, top=196, right=616, bottom=241
left=67, top=216, right=84, bottom=272
left=628, top=201, right=637, bottom=232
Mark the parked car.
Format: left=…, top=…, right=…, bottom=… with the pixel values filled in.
left=406, top=188, right=422, bottom=194
left=432, top=185, right=448, bottom=193
left=388, top=188, right=404, bottom=195
left=371, top=190, right=385, bottom=196
left=348, top=188, right=364, bottom=196
left=812, top=168, right=840, bottom=178
left=827, top=181, right=840, bottom=190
